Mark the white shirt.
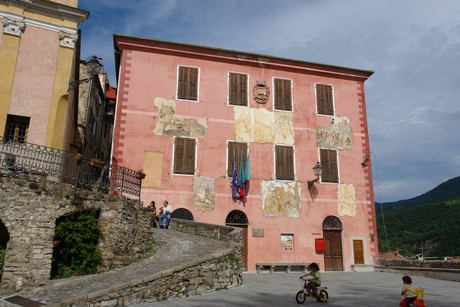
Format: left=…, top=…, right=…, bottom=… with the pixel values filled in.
left=161, top=204, right=172, bottom=214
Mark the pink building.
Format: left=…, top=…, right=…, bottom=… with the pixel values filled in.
left=113, top=34, right=377, bottom=272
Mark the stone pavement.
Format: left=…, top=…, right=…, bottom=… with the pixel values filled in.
left=142, top=271, right=460, bottom=307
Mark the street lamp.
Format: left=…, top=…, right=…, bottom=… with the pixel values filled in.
left=308, top=162, right=323, bottom=189
left=68, top=55, right=103, bottom=91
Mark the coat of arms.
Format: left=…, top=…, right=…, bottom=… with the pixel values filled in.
left=253, top=83, right=270, bottom=104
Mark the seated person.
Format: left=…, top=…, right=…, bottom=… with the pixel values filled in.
left=158, top=200, right=173, bottom=229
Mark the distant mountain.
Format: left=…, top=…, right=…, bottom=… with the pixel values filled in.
left=375, top=176, right=460, bottom=257
left=378, top=176, right=460, bottom=209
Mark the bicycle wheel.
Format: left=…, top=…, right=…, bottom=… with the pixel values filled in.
left=316, top=290, right=329, bottom=303
left=296, top=290, right=307, bottom=304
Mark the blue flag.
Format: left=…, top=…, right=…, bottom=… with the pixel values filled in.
left=245, top=152, right=251, bottom=195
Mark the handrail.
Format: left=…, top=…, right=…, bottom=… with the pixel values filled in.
left=0, top=138, right=142, bottom=198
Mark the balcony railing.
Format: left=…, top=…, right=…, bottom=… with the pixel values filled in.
left=0, top=138, right=142, bottom=198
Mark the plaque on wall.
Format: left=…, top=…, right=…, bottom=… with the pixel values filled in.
left=252, top=228, right=264, bottom=237
left=253, top=84, right=270, bottom=104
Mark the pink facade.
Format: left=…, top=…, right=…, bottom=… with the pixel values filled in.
left=113, top=35, right=377, bottom=272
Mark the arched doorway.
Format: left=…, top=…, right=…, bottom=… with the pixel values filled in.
left=171, top=208, right=194, bottom=221
left=225, top=210, right=248, bottom=271
left=322, top=216, right=343, bottom=271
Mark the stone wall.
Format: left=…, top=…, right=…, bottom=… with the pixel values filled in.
left=171, top=218, right=243, bottom=255
left=375, top=259, right=460, bottom=282
left=57, top=219, right=243, bottom=306
left=0, top=172, right=152, bottom=291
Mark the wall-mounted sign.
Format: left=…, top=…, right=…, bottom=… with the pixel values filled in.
left=252, top=228, right=264, bottom=237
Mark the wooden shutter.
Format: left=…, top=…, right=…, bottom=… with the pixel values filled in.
left=229, top=73, right=248, bottom=106
left=174, top=137, right=196, bottom=174
left=274, top=79, right=292, bottom=111
left=320, top=149, right=338, bottom=183
left=316, top=84, right=334, bottom=115
left=177, top=66, right=198, bottom=100
left=276, top=145, right=294, bottom=180
left=228, top=142, right=248, bottom=177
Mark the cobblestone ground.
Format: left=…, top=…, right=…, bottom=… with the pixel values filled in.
left=0, top=228, right=228, bottom=305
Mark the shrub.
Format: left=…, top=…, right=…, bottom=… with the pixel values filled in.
left=51, top=209, right=102, bottom=279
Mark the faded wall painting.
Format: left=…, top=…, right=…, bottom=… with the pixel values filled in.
left=253, top=108, right=274, bottom=143
left=316, top=116, right=352, bottom=150
left=234, top=106, right=294, bottom=144
left=274, top=113, right=294, bottom=145
left=261, top=181, right=302, bottom=218
left=337, top=183, right=356, bottom=217
left=234, top=106, right=253, bottom=142
left=192, top=176, right=215, bottom=211
left=153, top=97, right=207, bottom=138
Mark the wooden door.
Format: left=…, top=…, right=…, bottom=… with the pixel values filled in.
left=229, top=225, right=248, bottom=271
left=353, top=239, right=364, bottom=264
left=323, top=230, right=343, bottom=271
left=225, top=210, right=249, bottom=271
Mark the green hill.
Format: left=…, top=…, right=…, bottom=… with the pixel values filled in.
left=376, top=176, right=460, bottom=257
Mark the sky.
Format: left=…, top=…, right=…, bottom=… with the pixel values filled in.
left=78, top=0, right=460, bottom=203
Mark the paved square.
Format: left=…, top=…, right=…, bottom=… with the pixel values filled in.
left=147, top=272, right=460, bottom=306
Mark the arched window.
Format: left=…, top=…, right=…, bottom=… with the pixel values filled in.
left=322, top=215, right=342, bottom=230
left=225, top=210, right=248, bottom=225
left=171, top=208, right=194, bottom=221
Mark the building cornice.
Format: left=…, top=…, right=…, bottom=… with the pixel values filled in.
left=1, top=10, right=78, bottom=47
left=114, top=34, right=374, bottom=82
left=0, top=0, right=89, bottom=24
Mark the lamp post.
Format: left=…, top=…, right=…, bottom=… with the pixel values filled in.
left=308, top=162, right=323, bottom=189
left=68, top=56, right=103, bottom=91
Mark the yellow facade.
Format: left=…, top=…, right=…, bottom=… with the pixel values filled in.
left=0, top=0, right=88, bottom=150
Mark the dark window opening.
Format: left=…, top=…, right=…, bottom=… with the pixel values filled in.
left=4, top=115, right=30, bottom=143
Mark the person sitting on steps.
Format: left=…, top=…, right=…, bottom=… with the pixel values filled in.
left=158, top=200, right=172, bottom=229
left=149, top=201, right=158, bottom=228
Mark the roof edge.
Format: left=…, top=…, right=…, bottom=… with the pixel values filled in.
left=113, top=33, right=374, bottom=80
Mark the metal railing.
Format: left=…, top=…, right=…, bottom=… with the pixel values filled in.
left=0, top=138, right=142, bottom=198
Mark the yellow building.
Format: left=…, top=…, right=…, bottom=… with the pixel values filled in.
left=0, top=0, right=88, bottom=151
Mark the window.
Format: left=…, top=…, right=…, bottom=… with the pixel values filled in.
left=274, top=78, right=292, bottom=111
left=4, top=114, right=30, bottom=143
left=177, top=66, right=199, bottom=101
left=316, top=84, right=334, bottom=115
left=320, top=149, right=338, bottom=183
left=227, top=141, right=248, bottom=177
left=228, top=73, right=248, bottom=106
left=281, top=234, right=294, bottom=251
left=275, top=145, right=294, bottom=180
left=173, top=137, right=196, bottom=175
